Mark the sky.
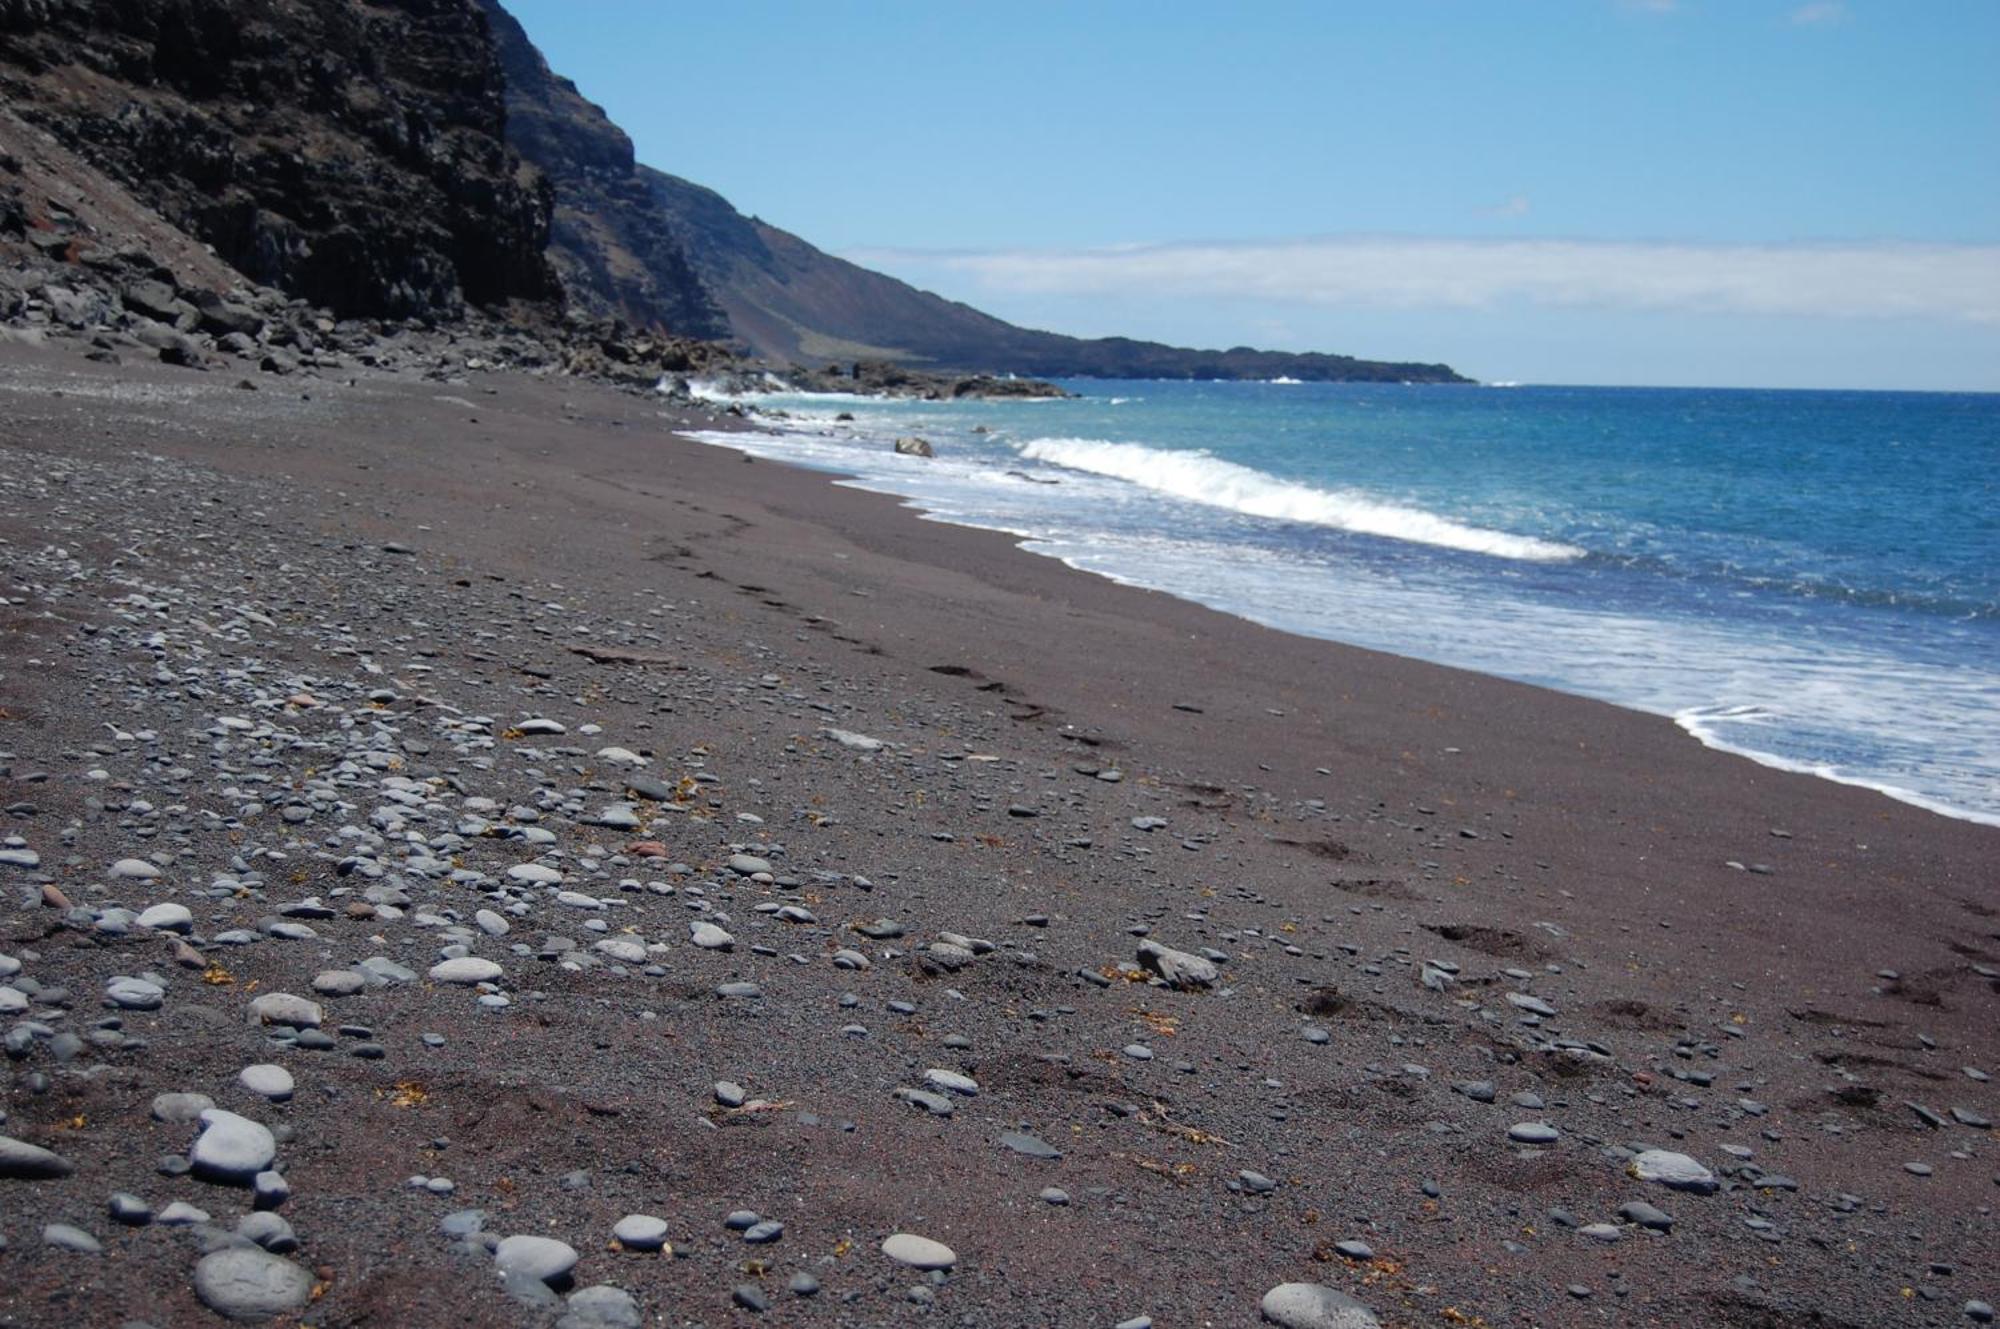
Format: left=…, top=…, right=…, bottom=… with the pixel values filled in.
left=502, top=0, right=2000, bottom=389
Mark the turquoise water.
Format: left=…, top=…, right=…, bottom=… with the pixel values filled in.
left=686, top=379, right=2000, bottom=825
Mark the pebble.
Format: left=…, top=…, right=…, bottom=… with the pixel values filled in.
left=109, top=1192, right=154, bottom=1225
left=881, top=1232, right=957, bottom=1269
left=193, top=1246, right=314, bottom=1319
left=109, top=857, right=162, bottom=880
left=560, top=1285, right=643, bottom=1329
left=238, top=1211, right=299, bottom=1252
left=495, top=1234, right=580, bottom=1285
left=238, top=1064, right=295, bottom=1102
left=151, top=1093, right=215, bottom=1123
left=1630, top=1149, right=1718, bottom=1193
left=1508, top=1122, right=1560, bottom=1145
left=1259, top=1282, right=1381, bottom=1328
left=42, top=1222, right=102, bottom=1253
left=1618, top=1200, right=1674, bottom=1231
left=999, top=1131, right=1063, bottom=1160
left=247, top=993, right=322, bottom=1029
left=190, top=1109, right=277, bottom=1184
left=923, top=1068, right=979, bottom=1096
left=0, top=1134, right=75, bottom=1179
left=428, top=957, right=503, bottom=985
left=613, top=1214, right=670, bottom=1250
left=136, top=902, right=193, bottom=931
left=1136, top=939, right=1219, bottom=989
left=690, top=922, right=734, bottom=950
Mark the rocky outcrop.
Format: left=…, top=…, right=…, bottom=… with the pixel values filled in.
left=480, top=0, right=728, bottom=340
left=0, top=0, right=556, bottom=321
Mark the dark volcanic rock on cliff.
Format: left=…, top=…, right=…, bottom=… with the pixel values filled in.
left=0, top=0, right=556, bottom=320
left=481, top=0, right=728, bottom=340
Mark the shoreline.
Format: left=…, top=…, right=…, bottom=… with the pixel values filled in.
left=688, top=395, right=2000, bottom=831
left=1, top=340, right=1994, bottom=1328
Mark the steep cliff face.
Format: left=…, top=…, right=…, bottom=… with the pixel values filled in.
left=480, top=0, right=727, bottom=340
left=0, top=0, right=556, bottom=320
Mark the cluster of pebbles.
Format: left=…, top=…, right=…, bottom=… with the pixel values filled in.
left=0, top=349, right=1994, bottom=1326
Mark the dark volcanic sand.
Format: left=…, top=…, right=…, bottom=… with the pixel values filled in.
left=0, top=340, right=1994, bottom=1329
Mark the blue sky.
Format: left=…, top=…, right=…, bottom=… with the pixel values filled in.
left=503, top=1, right=1999, bottom=388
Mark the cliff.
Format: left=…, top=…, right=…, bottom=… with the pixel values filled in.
left=0, top=0, right=555, bottom=321
left=479, top=0, right=728, bottom=340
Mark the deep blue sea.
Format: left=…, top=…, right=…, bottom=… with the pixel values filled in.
left=685, top=378, right=2000, bottom=826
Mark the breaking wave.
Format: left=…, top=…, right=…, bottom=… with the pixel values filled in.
left=1016, top=437, right=1583, bottom=562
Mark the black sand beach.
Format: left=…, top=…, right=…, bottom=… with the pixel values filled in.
left=2, top=340, right=1995, bottom=1328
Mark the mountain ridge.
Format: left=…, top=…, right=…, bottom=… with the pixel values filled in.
left=480, top=0, right=1468, bottom=383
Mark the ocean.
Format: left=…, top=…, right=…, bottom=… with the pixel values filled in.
left=683, top=379, right=2000, bottom=827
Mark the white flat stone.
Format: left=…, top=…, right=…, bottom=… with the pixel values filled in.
left=689, top=922, right=734, bottom=950
left=881, top=1232, right=956, bottom=1269
left=922, top=1068, right=979, bottom=1096
left=1631, top=1148, right=1717, bottom=1193
left=109, top=857, right=162, bottom=880
left=136, top=903, right=194, bottom=932
left=239, top=1064, right=295, bottom=1101
left=247, top=992, right=322, bottom=1028
left=429, top=957, right=503, bottom=985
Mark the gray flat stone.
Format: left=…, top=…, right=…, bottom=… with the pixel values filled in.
left=194, top=1246, right=313, bottom=1320
left=496, top=1234, right=579, bottom=1285
left=999, top=1131, right=1063, bottom=1160
left=43, top=1222, right=101, bottom=1253
left=559, top=1285, right=642, bottom=1329
left=152, top=1092, right=215, bottom=1124
left=247, top=993, right=321, bottom=1028
left=612, top=1214, right=669, bottom=1251
left=191, top=1109, right=277, bottom=1184
left=1259, top=1282, right=1381, bottom=1328
left=0, top=1134, right=75, bottom=1179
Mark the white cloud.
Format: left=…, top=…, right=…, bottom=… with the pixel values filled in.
left=1483, top=194, right=1532, bottom=218
left=1790, top=1, right=1846, bottom=24
left=847, top=236, right=2000, bottom=325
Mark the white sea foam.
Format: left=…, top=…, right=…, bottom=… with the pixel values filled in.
left=1016, top=437, right=1583, bottom=562
left=1674, top=705, right=2000, bottom=827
